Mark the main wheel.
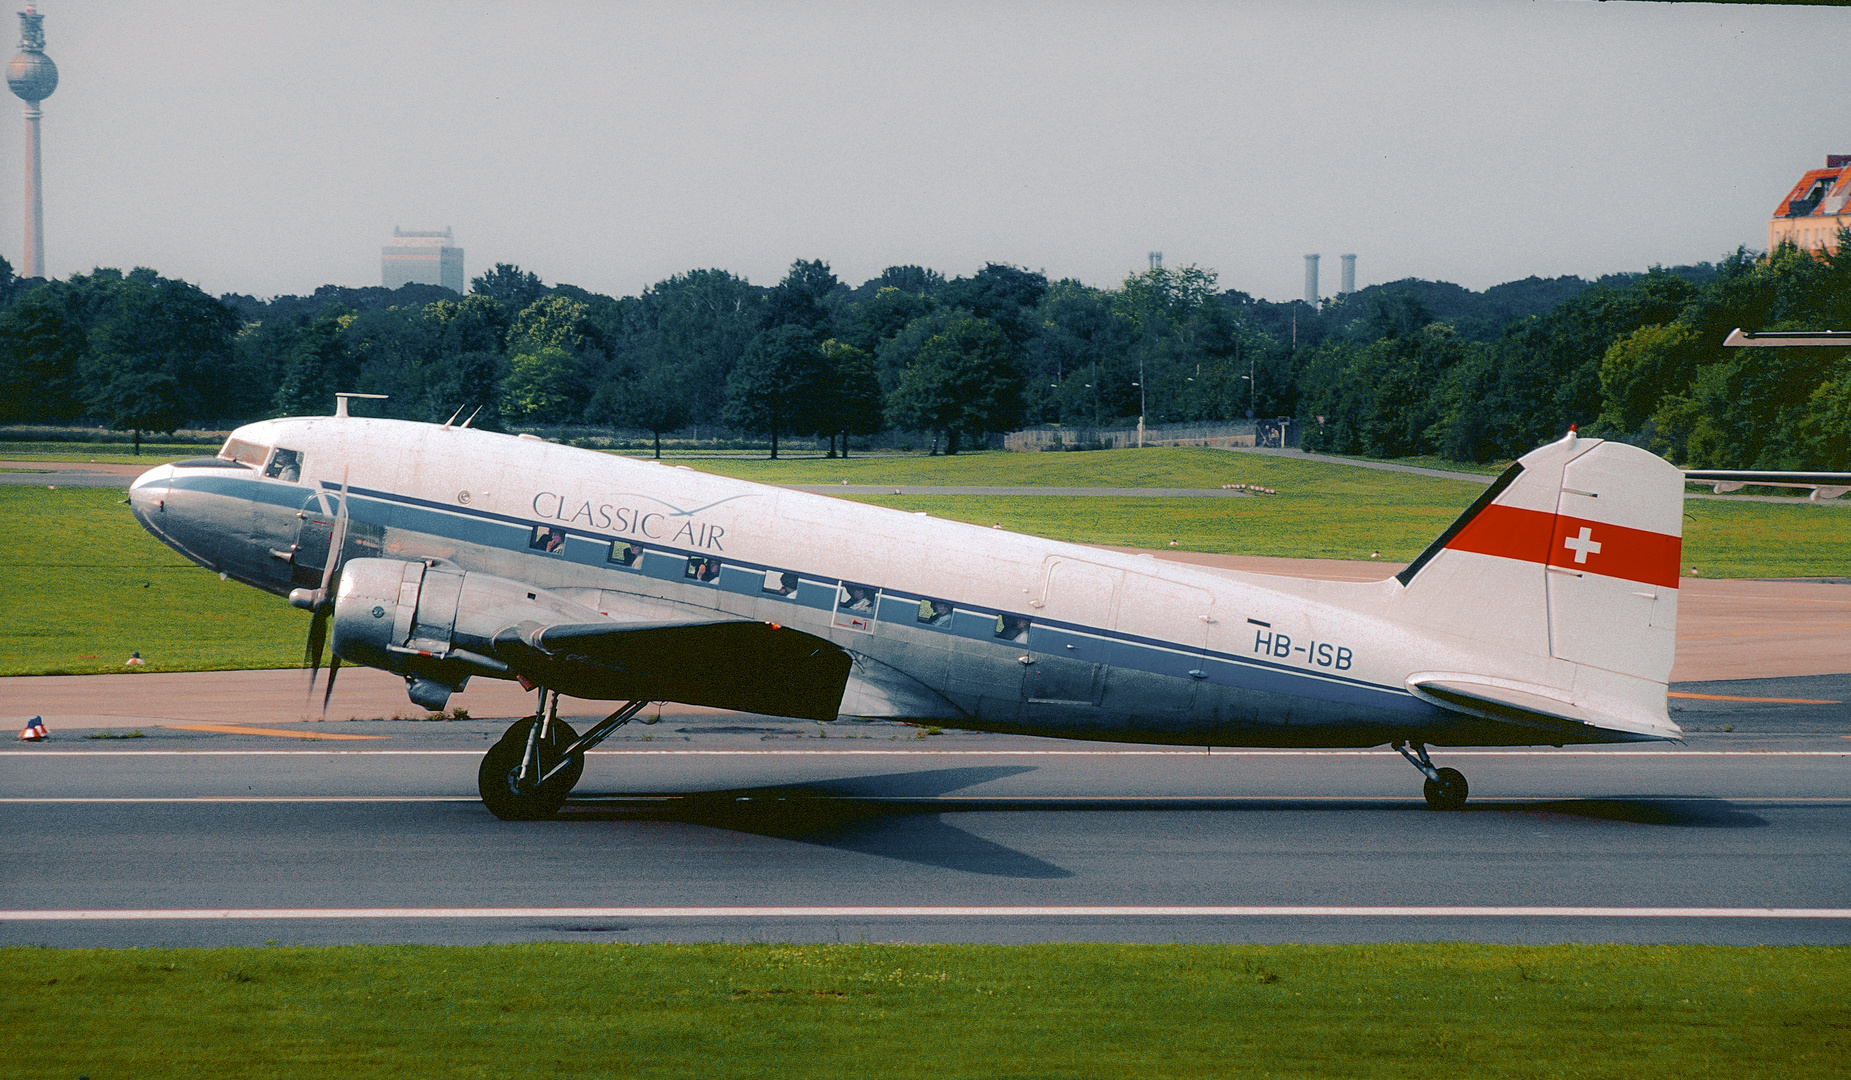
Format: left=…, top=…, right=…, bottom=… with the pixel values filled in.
left=1422, top=766, right=1469, bottom=811
left=478, top=717, right=582, bottom=820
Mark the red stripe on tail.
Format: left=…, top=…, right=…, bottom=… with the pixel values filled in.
left=1446, top=504, right=1681, bottom=589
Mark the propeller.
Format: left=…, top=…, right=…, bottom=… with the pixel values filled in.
left=305, top=467, right=352, bottom=712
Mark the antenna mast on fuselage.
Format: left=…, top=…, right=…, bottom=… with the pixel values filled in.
left=333, top=393, right=389, bottom=418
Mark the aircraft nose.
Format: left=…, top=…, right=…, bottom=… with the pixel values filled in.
left=127, top=463, right=175, bottom=527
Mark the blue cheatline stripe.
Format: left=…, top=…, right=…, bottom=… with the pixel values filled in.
left=170, top=471, right=1416, bottom=708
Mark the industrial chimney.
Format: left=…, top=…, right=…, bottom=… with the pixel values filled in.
left=1340, top=254, right=1356, bottom=296
left=1304, top=254, right=1320, bottom=305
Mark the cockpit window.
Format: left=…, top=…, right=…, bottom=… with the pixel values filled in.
left=221, top=438, right=269, bottom=467
left=263, top=447, right=303, bottom=482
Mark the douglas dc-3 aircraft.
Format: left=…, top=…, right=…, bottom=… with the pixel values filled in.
left=129, top=396, right=1688, bottom=819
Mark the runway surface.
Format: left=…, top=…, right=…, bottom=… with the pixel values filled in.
left=3, top=692, right=1847, bottom=947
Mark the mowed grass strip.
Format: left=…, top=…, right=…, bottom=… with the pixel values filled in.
left=845, top=493, right=1851, bottom=577
left=0, top=486, right=306, bottom=676
left=2, top=942, right=1844, bottom=1080
left=687, top=445, right=1481, bottom=488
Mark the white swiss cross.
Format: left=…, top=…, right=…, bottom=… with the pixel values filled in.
left=1562, top=526, right=1602, bottom=564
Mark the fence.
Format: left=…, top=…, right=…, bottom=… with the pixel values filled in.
left=1005, top=419, right=1297, bottom=452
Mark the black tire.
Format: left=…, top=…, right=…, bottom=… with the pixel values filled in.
left=1422, top=766, right=1469, bottom=811
left=478, top=717, right=581, bottom=820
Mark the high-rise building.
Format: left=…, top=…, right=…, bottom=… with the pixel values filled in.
left=7, top=5, right=56, bottom=281
left=382, top=227, right=464, bottom=292
left=1769, top=155, right=1851, bottom=254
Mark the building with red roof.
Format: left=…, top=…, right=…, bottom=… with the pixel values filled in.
left=1769, top=155, right=1851, bottom=254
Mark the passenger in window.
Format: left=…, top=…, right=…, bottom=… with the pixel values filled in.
left=995, top=615, right=1030, bottom=641
left=611, top=544, right=643, bottom=567
left=841, top=585, right=876, bottom=612
left=764, top=572, right=799, bottom=596
left=686, top=557, right=721, bottom=582
left=546, top=532, right=566, bottom=553
left=531, top=527, right=563, bottom=552
left=917, top=600, right=954, bottom=625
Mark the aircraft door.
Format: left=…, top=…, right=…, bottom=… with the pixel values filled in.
left=1108, top=573, right=1215, bottom=716
left=1025, top=559, right=1122, bottom=705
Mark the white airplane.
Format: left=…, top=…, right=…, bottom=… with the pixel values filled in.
left=128, top=396, right=1687, bottom=819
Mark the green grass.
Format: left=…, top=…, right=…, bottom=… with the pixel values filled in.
left=0, top=943, right=1842, bottom=1079
left=0, top=443, right=208, bottom=462
left=0, top=486, right=307, bottom=676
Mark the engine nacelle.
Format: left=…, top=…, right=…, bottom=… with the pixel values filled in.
left=331, top=557, right=605, bottom=708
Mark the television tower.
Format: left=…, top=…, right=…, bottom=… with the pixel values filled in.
left=7, top=5, right=55, bottom=280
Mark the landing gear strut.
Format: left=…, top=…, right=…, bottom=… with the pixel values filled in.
left=477, top=691, right=651, bottom=820
left=1395, top=741, right=1468, bottom=811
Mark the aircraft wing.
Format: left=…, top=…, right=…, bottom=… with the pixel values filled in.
left=490, top=619, right=853, bottom=722
left=1683, top=469, right=1851, bottom=502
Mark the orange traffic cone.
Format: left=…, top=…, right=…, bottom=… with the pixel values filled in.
left=18, top=715, right=47, bottom=741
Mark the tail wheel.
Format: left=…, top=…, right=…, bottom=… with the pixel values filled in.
left=1422, top=766, right=1469, bottom=811
left=478, top=716, right=582, bottom=820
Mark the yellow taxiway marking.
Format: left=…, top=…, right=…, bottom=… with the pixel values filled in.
left=157, top=722, right=387, bottom=741
left=1667, top=691, right=1841, bottom=705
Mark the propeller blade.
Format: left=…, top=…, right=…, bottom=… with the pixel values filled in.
left=317, top=467, right=352, bottom=598
left=321, top=654, right=341, bottom=715
left=305, top=603, right=329, bottom=698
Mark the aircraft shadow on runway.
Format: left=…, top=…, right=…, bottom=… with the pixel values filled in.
left=553, top=767, right=1769, bottom=874
left=1476, top=798, right=1768, bottom=828
left=564, top=765, right=1076, bottom=879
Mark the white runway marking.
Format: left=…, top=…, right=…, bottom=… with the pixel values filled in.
left=4, top=906, right=1848, bottom=921
left=3, top=796, right=1848, bottom=805
left=4, top=749, right=1847, bottom=758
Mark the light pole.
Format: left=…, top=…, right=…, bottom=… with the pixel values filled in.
left=1135, top=356, right=1145, bottom=448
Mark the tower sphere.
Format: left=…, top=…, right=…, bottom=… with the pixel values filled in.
left=7, top=50, right=55, bottom=102
left=7, top=7, right=54, bottom=103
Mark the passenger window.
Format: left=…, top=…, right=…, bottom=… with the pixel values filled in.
left=530, top=526, right=568, bottom=554
left=995, top=615, right=1031, bottom=642
left=762, top=570, right=800, bottom=597
left=685, top=556, right=721, bottom=584
left=834, top=582, right=879, bottom=631
left=221, top=438, right=269, bottom=467
left=916, top=599, right=955, bottom=625
left=607, top=542, right=645, bottom=569
left=263, top=447, right=304, bottom=482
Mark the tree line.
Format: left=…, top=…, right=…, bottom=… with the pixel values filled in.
left=0, top=242, right=1844, bottom=467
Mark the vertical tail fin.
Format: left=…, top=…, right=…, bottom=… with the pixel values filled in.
left=1393, top=432, right=1684, bottom=738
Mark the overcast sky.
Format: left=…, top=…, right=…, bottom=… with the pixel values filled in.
left=4, top=1, right=1842, bottom=302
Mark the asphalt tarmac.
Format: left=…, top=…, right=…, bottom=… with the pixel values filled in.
left=3, top=673, right=1847, bottom=947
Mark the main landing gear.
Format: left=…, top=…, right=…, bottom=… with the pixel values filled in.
left=477, top=691, right=652, bottom=820
left=1395, top=741, right=1468, bottom=811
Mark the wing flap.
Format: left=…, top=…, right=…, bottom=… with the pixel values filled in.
left=493, top=619, right=852, bottom=721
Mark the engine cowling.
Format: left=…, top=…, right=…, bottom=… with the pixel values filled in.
left=331, top=557, right=604, bottom=708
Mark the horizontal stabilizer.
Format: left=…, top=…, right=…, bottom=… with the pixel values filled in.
left=493, top=619, right=852, bottom=721
left=1411, top=678, right=1592, bottom=728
